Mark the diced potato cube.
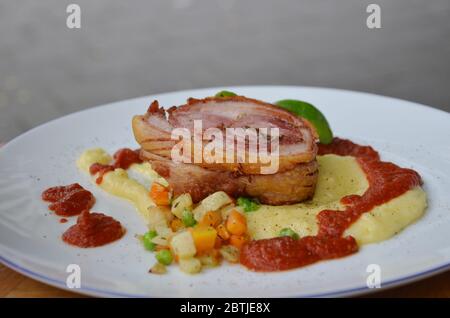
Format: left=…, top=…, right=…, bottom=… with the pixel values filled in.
left=193, top=191, right=232, bottom=221
left=170, top=231, right=196, bottom=258
left=171, top=193, right=193, bottom=219
left=151, top=235, right=169, bottom=246
left=149, top=262, right=167, bottom=274
left=155, top=224, right=173, bottom=239
left=179, top=257, right=202, bottom=274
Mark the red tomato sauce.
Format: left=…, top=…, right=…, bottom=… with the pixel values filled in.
left=42, top=183, right=95, bottom=216
left=62, top=210, right=125, bottom=247
left=89, top=148, right=142, bottom=184
left=89, top=163, right=114, bottom=184
left=240, top=138, right=422, bottom=271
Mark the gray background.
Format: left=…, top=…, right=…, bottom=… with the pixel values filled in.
left=0, top=0, right=449, bottom=143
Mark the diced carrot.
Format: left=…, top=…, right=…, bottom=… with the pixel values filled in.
left=229, top=235, right=247, bottom=249
left=217, top=224, right=230, bottom=240
left=190, top=226, right=217, bottom=254
left=170, top=218, right=185, bottom=232
left=200, top=211, right=222, bottom=227
left=149, top=183, right=170, bottom=206
left=226, top=210, right=247, bottom=236
left=214, top=236, right=223, bottom=249
left=208, top=249, right=222, bottom=263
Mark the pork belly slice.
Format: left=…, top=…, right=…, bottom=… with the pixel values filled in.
left=141, top=150, right=318, bottom=206
left=132, top=96, right=318, bottom=175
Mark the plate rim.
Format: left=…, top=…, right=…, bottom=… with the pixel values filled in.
left=2, top=255, right=450, bottom=298
left=1, top=85, right=449, bottom=298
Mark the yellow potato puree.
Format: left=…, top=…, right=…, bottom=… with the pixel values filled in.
left=77, top=148, right=427, bottom=246
left=246, top=155, right=427, bottom=245
left=76, top=148, right=167, bottom=227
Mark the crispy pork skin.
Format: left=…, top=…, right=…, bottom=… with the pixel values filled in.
left=141, top=150, right=318, bottom=205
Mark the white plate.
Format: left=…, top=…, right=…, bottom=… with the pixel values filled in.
left=1, top=86, right=450, bottom=298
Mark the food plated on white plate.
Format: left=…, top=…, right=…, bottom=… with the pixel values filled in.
left=41, top=90, right=426, bottom=274
left=3, top=86, right=449, bottom=297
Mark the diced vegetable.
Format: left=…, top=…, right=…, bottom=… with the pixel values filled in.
left=229, top=235, right=247, bottom=249
left=215, top=90, right=237, bottom=98
left=279, top=228, right=300, bottom=240
left=275, top=99, right=333, bottom=144
left=171, top=193, right=193, bottom=219
left=151, top=235, right=169, bottom=247
left=171, top=231, right=196, bottom=258
left=143, top=230, right=157, bottom=251
left=237, top=197, right=260, bottom=212
left=182, top=209, right=197, bottom=227
left=217, top=224, right=230, bottom=240
left=179, top=257, right=202, bottom=274
left=150, top=182, right=171, bottom=206
left=156, top=249, right=173, bottom=265
left=190, top=226, right=217, bottom=254
left=214, top=236, right=223, bottom=249
left=219, top=204, right=237, bottom=220
left=193, top=191, right=232, bottom=221
left=147, top=206, right=172, bottom=227
left=199, top=211, right=222, bottom=227
left=154, top=224, right=173, bottom=238
left=198, top=250, right=221, bottom=267
left=170, top=218, right=185, bottom=232
left=220, top=245, right=240, bottom=263
left=226, top=210, right=247, bottom=236
left=149, top=262, right=167, bottom=274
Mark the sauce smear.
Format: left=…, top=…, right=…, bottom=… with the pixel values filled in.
left=62, top=210, right=125, bottom=247
left=42, top=183, right=95, bottom=216
left=241, top=138, right=422, bottom=271
left=89, top=148, right=142, bottom=184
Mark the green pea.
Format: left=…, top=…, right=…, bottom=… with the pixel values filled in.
left=143, top=230, right=157, bottom=251
left=215, top=90, right=237, bottom=98
left=237, top=197, right=260, bottom=212
left=275, top=99, right=333, bottom=144
left=182, top=209, right=197, bottom=227
left=279, top=228, right=299, bottom=240
left=156, top=249, right=173, bottom=265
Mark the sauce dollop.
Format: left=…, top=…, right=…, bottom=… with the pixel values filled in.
left=62, top=210, right=125, bottom=247
left=240, top=138, right=422, bottom=271
left=89, top=148, right=142, bottom=184
left=42, top=183, right=95, bottom=216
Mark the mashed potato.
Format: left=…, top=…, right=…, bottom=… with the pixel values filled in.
left=246, top=155, right=427, bottom=245
left=77, top=149, right=427, bottom=246
left=76, top=148, right=166, bottom=226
